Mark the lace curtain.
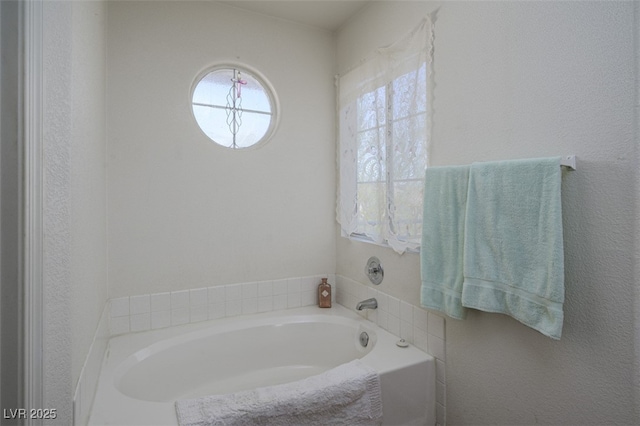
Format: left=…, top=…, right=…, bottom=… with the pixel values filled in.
left=337, top=16, right=434, bottom=254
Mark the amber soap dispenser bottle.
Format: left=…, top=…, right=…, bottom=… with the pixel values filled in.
left=318, top=278, right=332, bottom=308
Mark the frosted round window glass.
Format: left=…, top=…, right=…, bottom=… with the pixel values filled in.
left=192, top=66, right=277, bottom=149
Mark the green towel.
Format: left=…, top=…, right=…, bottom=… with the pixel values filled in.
left=420, top=165, right=470, bottom=320
left=461, top=157, right=565, bottom=339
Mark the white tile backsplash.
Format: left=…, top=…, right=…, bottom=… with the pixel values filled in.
left=401, top=301, right=413, bottom=322
left=109, top=315, right=129, bottom=335
left=301, top=290, right=316, bottom=306
left=436, top=378, right=446, bottom=406
left=272, top=279, right=288, bottom=296
left=436, top=358, right=446, bottom=383
left=287, top=291, right=301, bottom=309
left=258, top=296, right=273, bottom=313
left=130, top=312, right=151, bottom=332
left=151, top=292, right=170, bottom=311
left=401, top=319, right=414, bottom=342
left=208, top=286, right=225, bottom=303
left=208, top=302, right=225, bottom=320
left=258, top=281, right=273, bottom=297
left=334, top=274, right=447, bottom=426
left=242, top=282, right=258, bottom=299
left=429, top=335, right=446, bottom=361
left=171, top=307, right=189, bottom=326
left=189, top=288, right=208, bottom=307
left=387, top=295, right=401, bottom=318
left=242, top=297, right=258, bottom=315
left=225, top=299, right=242, bottom=317
left=414, top=306, right=429, bottom=331
left=151, top=310, right=170, bottom=329
left=387, top=313, right=401, bottom=336
left=429, top=312, right=446, bottom=340
left=190, top=305, right=208, bottom=322
left=437, top=402, right=446, bottom=426
left=273, top=294, right=287, bottom=310
left=110, top=297, right=129, bottom=317
left=225, top=283, right=242, bottom=300
left=170, top=290, right=189, bottom=310
left=109, top=275, right=335, bottom=337
left=130, top=294, right=150, bottom=314
left=414, top=327, right=429, bottom=352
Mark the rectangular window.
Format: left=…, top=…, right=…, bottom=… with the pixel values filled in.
left=337, top=17, right=433, bottom=254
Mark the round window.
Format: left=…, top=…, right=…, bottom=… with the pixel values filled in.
left=191, top=65, right=278, bottom=149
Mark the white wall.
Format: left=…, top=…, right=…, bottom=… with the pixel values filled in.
left=635, top=2, right=640, bottom=417
left=337, top=1, right=638, bottom=424
left=106, top=1, right=336, bottom=298
left=42, top=1, right=108, bottom=423
left=1, top=0, right=22, bottom=412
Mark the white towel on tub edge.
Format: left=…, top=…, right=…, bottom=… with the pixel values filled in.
left=174, top=359, right=383, bottom=426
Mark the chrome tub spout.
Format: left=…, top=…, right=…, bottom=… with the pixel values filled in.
left=356, top=298, right=378, bottom=311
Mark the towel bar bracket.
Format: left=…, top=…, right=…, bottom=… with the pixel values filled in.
left=561, top=155, right=576, bottom=170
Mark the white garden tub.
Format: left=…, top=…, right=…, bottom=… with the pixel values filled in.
left=89, top=304, right=435, bottom=425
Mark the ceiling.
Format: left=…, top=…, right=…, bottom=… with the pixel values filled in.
left=219, top=0, right=371, bottom=31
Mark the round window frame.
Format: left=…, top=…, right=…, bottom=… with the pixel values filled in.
left=190, top=62, right=280, bottom=150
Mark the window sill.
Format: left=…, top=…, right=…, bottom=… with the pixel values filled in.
left=344, top=233, right=421, bottom=254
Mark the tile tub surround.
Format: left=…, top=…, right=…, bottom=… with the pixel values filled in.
left=108, top=275, right=337, bottom=335
left=335, top=275, right=447, bottom=426
left=106, top=273, right=447, bottom=425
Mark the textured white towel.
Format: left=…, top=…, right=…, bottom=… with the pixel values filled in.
left=175, top=360, right=383, bottom=426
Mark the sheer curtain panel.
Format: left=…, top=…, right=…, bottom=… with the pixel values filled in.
left=337, top=16, right=435, bottom=254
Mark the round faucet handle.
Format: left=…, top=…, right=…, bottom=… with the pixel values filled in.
left=365, top=257, right=384, bottom=285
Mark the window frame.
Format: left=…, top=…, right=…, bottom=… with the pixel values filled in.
left=349, top=71, right=427, bottom=252
left=190, top=63, right=280, bottom=150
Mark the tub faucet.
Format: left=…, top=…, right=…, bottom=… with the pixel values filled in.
left=356, top=298, right=378, bottom=311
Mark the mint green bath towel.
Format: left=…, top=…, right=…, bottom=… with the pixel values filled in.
left=461, top=157, right=565, bottom=339
left=420, top=165, right=470, bottom=320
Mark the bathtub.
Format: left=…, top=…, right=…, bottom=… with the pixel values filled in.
left=88, top=304, right=435, bottom=425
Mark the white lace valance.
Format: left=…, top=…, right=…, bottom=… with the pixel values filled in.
left=337, top=15, right=435, bottom=254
